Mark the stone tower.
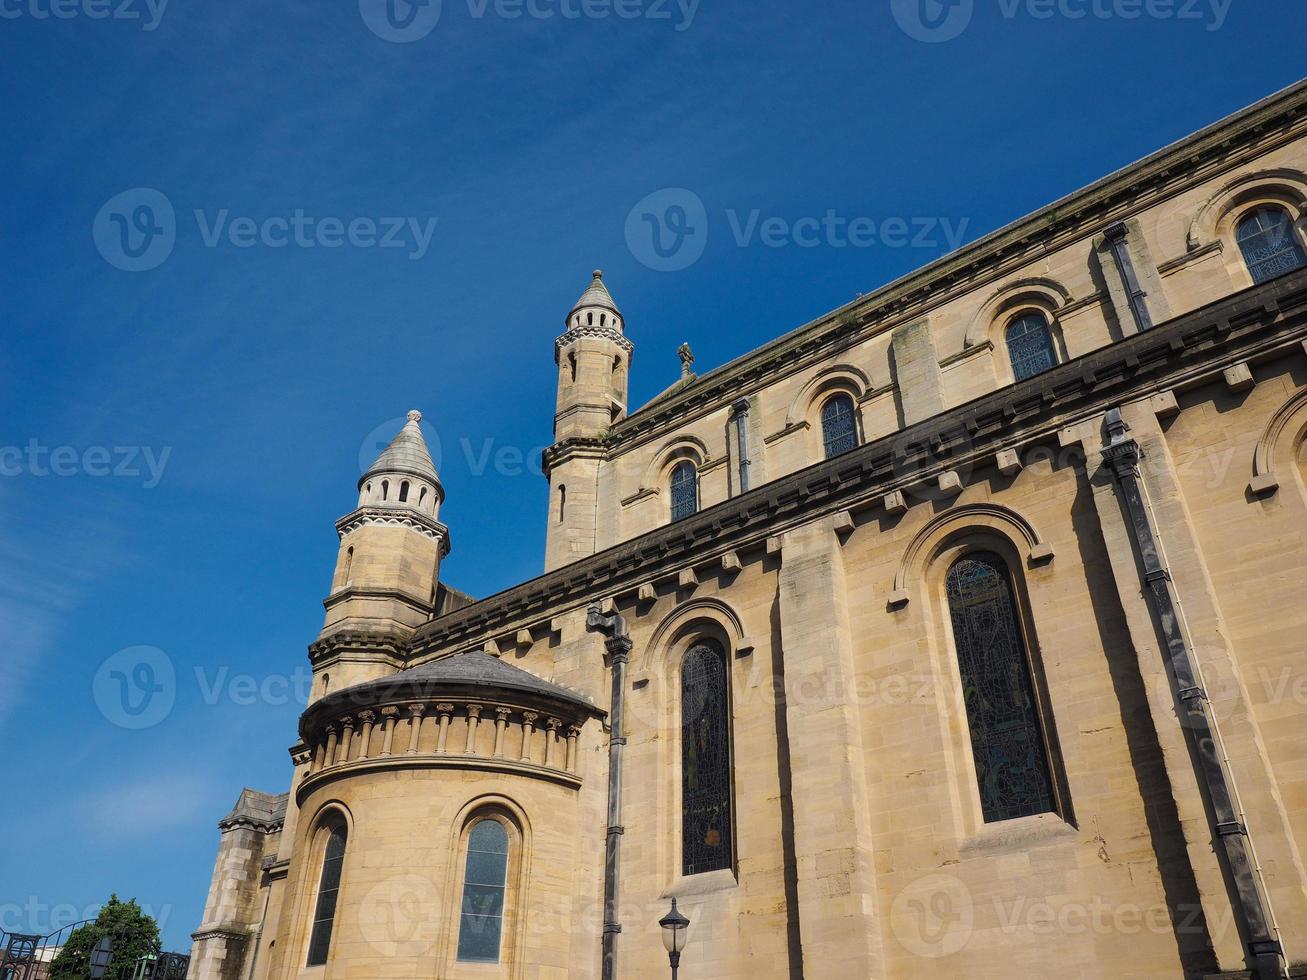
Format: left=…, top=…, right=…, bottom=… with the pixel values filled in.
left=310, top=410, right=450, bottom=700
left=544, top=270, right=633, bottom=570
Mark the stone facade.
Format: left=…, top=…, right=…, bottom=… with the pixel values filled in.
left=191, top=80, right=1307, bottom=979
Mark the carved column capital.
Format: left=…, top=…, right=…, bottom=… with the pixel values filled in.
left=495, top=706, right=512, bottom=721
left=380, top=705, right=401, bottom=719
left=358, top=710, right=376, bottom=725
left=407, top=702, right=427, bottom=719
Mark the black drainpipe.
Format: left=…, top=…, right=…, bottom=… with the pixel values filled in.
left=1103, top=222, right=1154, bottom=333
left=586, top=602, right=631, bottom=980
left=1101, top=408, right=1284, bottom=980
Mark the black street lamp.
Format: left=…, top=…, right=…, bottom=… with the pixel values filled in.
left=658, top=898, right=690, bottom=978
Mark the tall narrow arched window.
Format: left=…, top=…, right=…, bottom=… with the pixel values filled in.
left=1005, top=312, right=1057, bottom=382
left=457, top=819, right=510, bottom=963
left=1237, top=206, right=1307, bottom=284
left=557, top=484, right=567, bottom=523
left=305, top=817, right=348, bottom=966
left=820, top=393, right=858, bottom=458
left=669, top=461, right=698, bottom=521
left=946, top=552, right=1056, bottom=823
left=681, top=640, right=732, bottom=876
left=398, top=481, right=410, bottom=503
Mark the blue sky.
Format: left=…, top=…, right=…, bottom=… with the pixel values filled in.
left=1, top=0, right=1303, bottom=952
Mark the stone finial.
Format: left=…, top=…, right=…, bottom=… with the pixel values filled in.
left=407, top=409, right=422, bottom=423
left=677, top=343, right=695, bottom=378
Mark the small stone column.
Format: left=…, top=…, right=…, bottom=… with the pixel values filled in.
left=520, top=711, right=538, bottom=761
left=566, top=725, right=581, bottom=773
left=323, top=725, right=338, bottom=768
left=406, top=703, right=426, bottom=755
left=465, top=704, right=484, bottom=755
left=544, top=718, right=562, bottom=768
left=337, top=717, right=355, bottom=764
left=493, top=707, right=511, bottom=758
left=379, top=706, right=400, bottom=757
left=436, top=703, right=455, bottom=753
left=311, top=740, right=326, bottom=774
left=357, top=710, right=376, bottom=760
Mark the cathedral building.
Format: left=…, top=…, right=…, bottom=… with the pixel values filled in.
left=190, top=80, right=1307, bottom=979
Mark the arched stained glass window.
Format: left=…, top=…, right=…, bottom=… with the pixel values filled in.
left=670, top=461, right=698, bottom=521
left=1005, top=313, right=1056, bottom=382
left=681, top=640, right=732, bottom=876
left=305, top=817, right=347, bottom=966
left=1237, top=206, right=1307, bottom=284
left=821, top=394, right=858, bottom=459
left=946, top=553, right=1055, bottom=823
left=456, top=819, right=510, bottom=963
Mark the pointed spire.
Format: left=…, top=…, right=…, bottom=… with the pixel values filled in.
left=361, top=409, right=440, bottom=488
left=569, top=268, right=622, bottom=319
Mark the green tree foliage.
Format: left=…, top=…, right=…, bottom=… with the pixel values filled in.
left=47, top=895, right=160, bottom=980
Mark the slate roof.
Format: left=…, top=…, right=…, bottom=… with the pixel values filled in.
left=569, top=269, right=621, bottom=317
left=307, top=650, right=603, bottom=731
left=361, top=410, right=439, bottom=486
left=218, top=788, right=288, bottom=832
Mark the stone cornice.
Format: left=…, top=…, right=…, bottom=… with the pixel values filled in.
left=308, top=626, right=412, bottom=666
left=336, top=506, right=452, bottom=556
left=555, top=325, right=634, bottom=361
left=410, top=272, right=1307, bottom=658
left=218, top=814, right=283, bottom=834
left=542, top=437, right=609, bottom=475
left=600, top=80, right=1307, bottom=454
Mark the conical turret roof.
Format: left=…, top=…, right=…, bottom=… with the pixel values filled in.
left=568, top=269, right=621, bottom=318
left=360, top=410, right=440, bottom=488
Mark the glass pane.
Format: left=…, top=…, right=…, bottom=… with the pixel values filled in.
left=1006, top=314, right=1056, bottom=381
left=1238, top=207, right=1307, bottom=284
left=462, top=883, right=505, bottom=916
left=306, top=825, right=347, bottom=966
left=457, top=819, right=509, bottom=964
left=468, top=819, right=508, bottom=854
left=946, top=553, right=1056, bottom=823
left=821, top=395, right=858, bottom=458
left=464, top=848, right=508, bottom=886
left=670, top=462, right=698, bottom=521
left=681, top=641, right=733, bottom=876
left=457, top=914, right=503, bottom=962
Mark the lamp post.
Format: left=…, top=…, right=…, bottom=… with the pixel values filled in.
left=658, top=898, right=690, bottom=979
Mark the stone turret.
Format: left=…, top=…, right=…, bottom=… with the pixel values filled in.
left=311, top=410, right=450, bottom=700
left=545, top=271, right=633, bottom=571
